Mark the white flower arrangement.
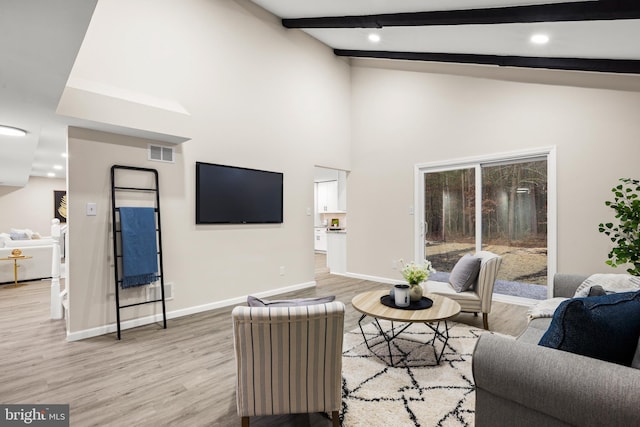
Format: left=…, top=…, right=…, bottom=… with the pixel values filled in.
left=399, top=259, right=436, bottom=284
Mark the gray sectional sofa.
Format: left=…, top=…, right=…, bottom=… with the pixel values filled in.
left=472, top=274, right=640, bottom=427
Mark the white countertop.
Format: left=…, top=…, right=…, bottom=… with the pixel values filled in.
left=326, top=228, right=346, bottom=234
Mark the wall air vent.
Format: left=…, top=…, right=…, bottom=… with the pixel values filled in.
left=148, top=144, right=175, bottom=163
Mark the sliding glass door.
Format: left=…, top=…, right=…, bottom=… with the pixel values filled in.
left=424, top=167, right=476, bottom=273
left=418, top=151, right=553, bottom=299
left=481, top=160, right=548, bottom=286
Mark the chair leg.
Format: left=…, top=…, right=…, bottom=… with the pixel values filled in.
left=241, top=416, right=249, bottom=427
left=331, top=410, right=340, bottom=427
left=482, top=313, right=489, bottom=330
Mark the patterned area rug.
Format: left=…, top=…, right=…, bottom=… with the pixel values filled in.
left=341, top=320, right=487, bottom=427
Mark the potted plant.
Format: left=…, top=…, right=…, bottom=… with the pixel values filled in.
left=399, top=259, right=436, bottom=301
left=598, top=178, right=640, bottom=276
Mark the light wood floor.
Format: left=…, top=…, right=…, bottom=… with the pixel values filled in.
left=0, top=254, right=528, bottom=427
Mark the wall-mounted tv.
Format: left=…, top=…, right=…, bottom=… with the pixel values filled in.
left=196, top=162, right=283, bottom=224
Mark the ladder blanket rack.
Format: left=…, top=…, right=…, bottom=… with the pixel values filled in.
left=110, top=165, right=167, bottom=340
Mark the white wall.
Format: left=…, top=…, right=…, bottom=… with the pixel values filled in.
left=0, top=176, right=66, bottom=235
left=65, top=0, right=351, bottom=335
left=347, top=62, right=640, bottom=282
left=63, top=0, right=640, bottom=336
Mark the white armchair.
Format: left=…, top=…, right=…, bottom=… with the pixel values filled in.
left=232, top=301, right=345, bottom=426
left=424, top=251, right=502, bottom=330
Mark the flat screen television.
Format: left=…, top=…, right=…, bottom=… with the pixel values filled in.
left=196, top=162, right=283, bottom=224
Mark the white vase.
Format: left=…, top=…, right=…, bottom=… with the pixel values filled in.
left=409, top=283, right=423, bottom=302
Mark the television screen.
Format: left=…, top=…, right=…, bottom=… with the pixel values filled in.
left=196, top=162, right=283, bottom=224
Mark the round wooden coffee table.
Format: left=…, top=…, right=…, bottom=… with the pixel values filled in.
left=352, top=289, right=461, bottom=366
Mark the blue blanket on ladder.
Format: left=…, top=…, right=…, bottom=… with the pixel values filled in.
left=120, top=207, right=159, bottom=288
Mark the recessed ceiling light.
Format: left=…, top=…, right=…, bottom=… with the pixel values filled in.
left=47, top=172, right=56, bottom=177
left=61, top=152, right=68, bottom=158
left=530, top=34, right=549, bottom=45
left=368, top=33, right=381, bottom=43
left=0, top=125, right=27, bottom=136
left=53, top=165, right=63, bottom=170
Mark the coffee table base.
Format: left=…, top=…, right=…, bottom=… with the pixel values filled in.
left=357, top=314, right=453, bottom=367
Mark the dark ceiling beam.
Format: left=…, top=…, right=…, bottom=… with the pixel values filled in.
left=334, top=50, right=640, bottom=75
left=283, top=1, right=640, bottom=28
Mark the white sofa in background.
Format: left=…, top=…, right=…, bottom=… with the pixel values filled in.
left=0, top=245, right=54, bottom=284
left=2, top=238, right=56, bottom=248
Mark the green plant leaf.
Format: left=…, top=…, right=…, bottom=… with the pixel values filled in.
left=600, top=178, right=640, bottom=275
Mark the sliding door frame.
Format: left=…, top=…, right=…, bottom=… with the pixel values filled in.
left=414, top=146, right=557, bottom=297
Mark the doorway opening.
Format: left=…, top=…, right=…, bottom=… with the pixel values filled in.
left=314, top=166, right=348, bottom=277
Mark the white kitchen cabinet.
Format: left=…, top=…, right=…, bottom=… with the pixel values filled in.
left=314, top=227, right=327, bottom=252
left=316, top=180, right=339, bottom=213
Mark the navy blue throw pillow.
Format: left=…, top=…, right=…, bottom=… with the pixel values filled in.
left=538, top=291, right=640, bottom=366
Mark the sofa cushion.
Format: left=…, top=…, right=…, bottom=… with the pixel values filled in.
left=449, top=254, right=481, bottom=292
left=538, top=291, right=640, bottom=366
left=517, top=318, right=552, bottom=345
left=247, top=295, right=335, bottom=307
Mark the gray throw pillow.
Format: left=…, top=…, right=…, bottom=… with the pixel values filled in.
left=588, top=285, right=607, bottom=297
left=9, top=232, right=29, bottom=240
left=247, top=295, right=335, bottom=307
left=449, top=254, right=481, bottom=292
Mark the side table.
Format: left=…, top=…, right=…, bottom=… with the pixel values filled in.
left=0, top=255, right=33, bottom=287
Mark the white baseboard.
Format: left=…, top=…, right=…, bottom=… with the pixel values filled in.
left=342, top=271, right=400, bottom=285
left=66, top=280, right=317, bottom=342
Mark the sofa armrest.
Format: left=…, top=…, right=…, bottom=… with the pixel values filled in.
left=473, top=334, right=640, bottom=427
left=552, top=273, right=588, bottom=298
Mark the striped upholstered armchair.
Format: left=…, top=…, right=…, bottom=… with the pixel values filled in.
left=424, top=251, right=502, bottom=330
left=232, top=301, right=345, bottom=426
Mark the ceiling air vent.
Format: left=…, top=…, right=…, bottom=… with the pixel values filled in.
left=148, top=144, right=174, bottom=163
